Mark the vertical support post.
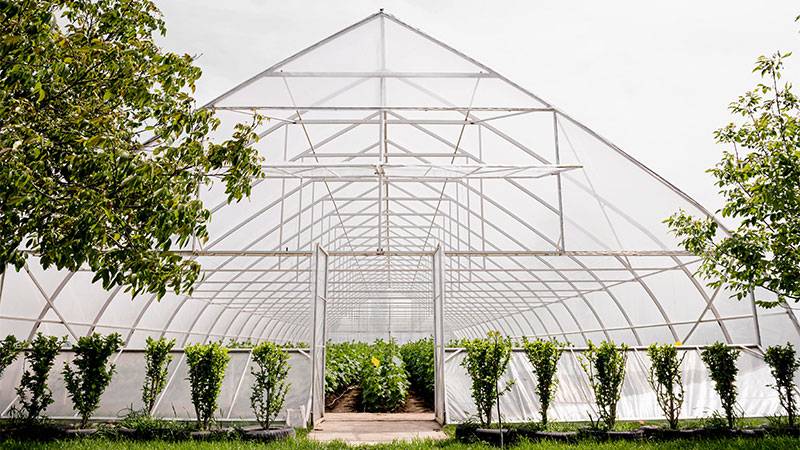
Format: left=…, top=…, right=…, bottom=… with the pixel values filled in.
left=432, top=244, right=447, bottom=424
left=553, top=111, right=566, bottom=251
left=309, top=243, right=329, bottom=427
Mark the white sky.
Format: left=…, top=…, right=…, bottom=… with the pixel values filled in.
left=154, top=0, right=799, bottom=212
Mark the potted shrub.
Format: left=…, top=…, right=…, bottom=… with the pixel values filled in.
left=764, top=343, right=799, bottom=433
left=141, top=337, right=175, bottom=415
left=521, top=337, right=564, bottom=428
left=185, top=341, right=230, bottom=434
left=63, top=332, right=123, bottom=433
left=246, top=342, right=295, bottom=441
left=0, top=335, right=26, bottom=378
left=15, top=333, right=65, bottom=423
left=579, top=340, right=637, bottom=439
left=700, top=342, right=739, bottom=431
left=644, top=343, right=686, bottom=438
left=461, top=331, right=515, bottom=445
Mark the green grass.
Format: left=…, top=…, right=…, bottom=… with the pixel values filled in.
left=1, top=436, right=800, bottom=450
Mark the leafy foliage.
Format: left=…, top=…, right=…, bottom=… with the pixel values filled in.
left=142, top=336, right=175, bottom=414
left=250, top=342, right=290, bottom=430
left=0, top=0, right=264, bottom=298
left=63, top=332, right=123, bottom=428
left=15, top=333, right=65, bottom=421
left=521, top=337, right=564, bottom=426
left=665, top=50, right=800, bottom=307
left=461, top=331, right=513, bottom=427
left=646, top=343, right=685, bottom=430
left=184, top=342, right=229, bottom=430
left=360, top=339, right=409, bottom=412
left=325, top=341, right=369, bottom=397
left=0, top=334, right=26, bottom=379
left=701, top=342, right=740, bottom=429
left=400, top=337, right=435, bottom=403
left=580, top=340, right=628, bottom=430
left=764, top=343, right=800, bottom=427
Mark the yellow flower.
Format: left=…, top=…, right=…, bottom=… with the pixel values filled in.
left=371, top=356, right=380, bottom=367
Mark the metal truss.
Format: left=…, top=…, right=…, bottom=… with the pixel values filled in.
left=2, top=10, right=795, bottom=352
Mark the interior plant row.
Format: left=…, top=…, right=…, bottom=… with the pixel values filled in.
left=324, top=338, right=434, bottom=412
left=457, top=331, right=800, bottom=435
left=0, top=333, right=293, bottom=436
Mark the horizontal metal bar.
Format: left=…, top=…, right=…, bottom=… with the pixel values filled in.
left=261, top=71, right=496, bottom=78
left=213, top=105, right=555, bottom=112
left=170, top=249, right=693, bottom=257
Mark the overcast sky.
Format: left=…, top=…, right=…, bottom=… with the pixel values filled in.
left=153, top=0, right=799, bottom=212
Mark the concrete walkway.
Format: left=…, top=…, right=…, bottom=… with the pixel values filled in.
left=308, top=412, right=448, bottom=445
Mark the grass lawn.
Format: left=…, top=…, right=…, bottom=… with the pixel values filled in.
left=2, top=436, right=800, bottom=449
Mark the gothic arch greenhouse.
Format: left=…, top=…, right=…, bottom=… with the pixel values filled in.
left=0, top=10, right=797, bottom=427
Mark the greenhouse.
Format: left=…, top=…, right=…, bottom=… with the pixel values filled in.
left=1, top=6, right=800, bottom=447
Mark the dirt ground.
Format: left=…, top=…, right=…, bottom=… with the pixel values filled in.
left=326, top=387, right=433, bottom=413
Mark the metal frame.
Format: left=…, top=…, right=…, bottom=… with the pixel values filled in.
left=2, top=10, right=785, bottom=373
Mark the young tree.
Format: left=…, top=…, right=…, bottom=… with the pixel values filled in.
left=646, top=343, right=685, bottom=430
left=141, top=336, right=175, bottom=414
left=16, top=333, right=65, bottom=421
left=665, top=48, right=800, bottom=308
left=521, top=337, right=564, bottom=427
left=764, top=343, right=800, bottom=427
left=580, top=340, right=628, bottom=430
left=461, top=331, right=513, bottom=427
left=185, top=342, right=229, bottom=430
left=0, top=335, right=26, bottom=379
left=63, top=333, right=123, bottom=428
left=0, top=0, right=264, bottom=299
left=250, top=342, right=291, bottom=430
left=701, top=342, right=740, bottom=429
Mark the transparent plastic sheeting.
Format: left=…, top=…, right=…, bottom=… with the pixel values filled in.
left=0, top=349, right=311, bottom=424
left=444, top=348, right=778, bottom=424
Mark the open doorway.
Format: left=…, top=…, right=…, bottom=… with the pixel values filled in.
left=309, top=246, right=447, bottom=425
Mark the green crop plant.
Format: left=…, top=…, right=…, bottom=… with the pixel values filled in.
left=400, top=337, right=435, bottom=402
left=360, top=339, right=409, bottom=412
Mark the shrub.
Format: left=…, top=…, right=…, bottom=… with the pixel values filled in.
left=15, top=333, right=65, bottom=421
left=142, top=336, right=175, bottom=414
left=700, top=342, right=740, bottom=429
left=360, top=339, right=409, bottom=412
left=646, top=343, right=685, bottom=430
left=521, top=337, right=564, bottom=427
left=250, top=342, right=290, bottom=430
left=63, top=332, right=123, bottom=428
left=400, top=337, right=435, bottom=402
left=0, top=335, right=26, bottom=378
left=185, top=342, right=230, bottom=430
left=461, top=331, right=513, bottom=427
left=764, top=343, right=799, bottom=427
left=580, top=340, right=628, bottom=430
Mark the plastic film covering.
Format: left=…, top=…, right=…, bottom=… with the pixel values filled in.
left=0, top=349, right=311, bottom=422
left=444, top=348, right=777, bottom=424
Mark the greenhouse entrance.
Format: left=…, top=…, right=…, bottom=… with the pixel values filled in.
left=310, top=245, right=447, bottom=426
